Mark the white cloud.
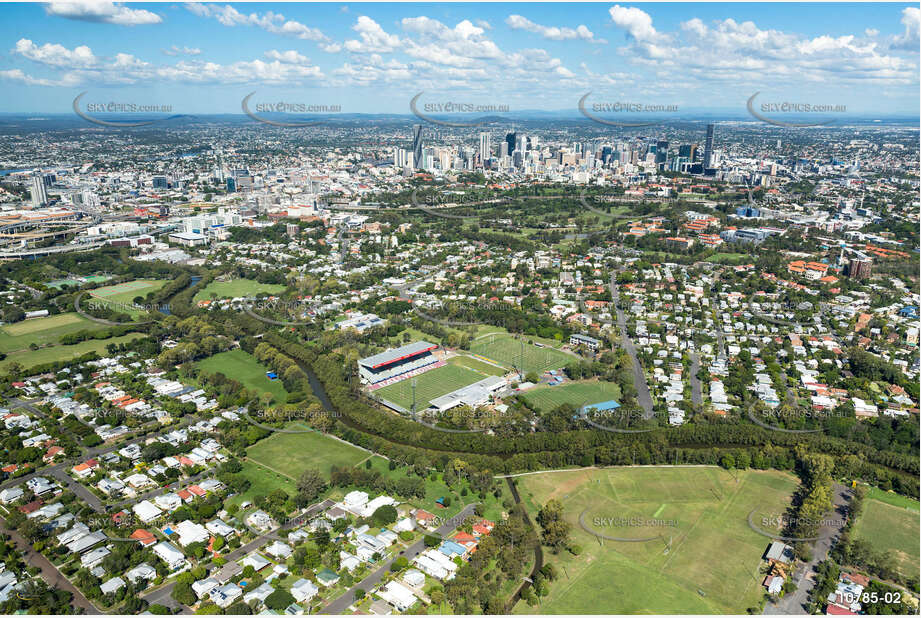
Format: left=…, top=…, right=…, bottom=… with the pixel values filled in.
left=45, top=1, right=161, bottom=26
left=344, top=16, right=402, bottom=53
left=162, top=46, right=201, bottom=57
left=891, top=6, right=920, bottom=51
left=14, top=38, right=97, bottom=68
left=186, top=4, right=328, bottom=43
left=0, top=68, right=82, bottom=86
left=264, top=49, right=311, bottom=65
left=505, top=15, right=601, bottom=43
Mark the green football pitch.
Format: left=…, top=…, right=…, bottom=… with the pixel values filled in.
left=470, top=333, right=573, bottom=374
left=375, top=364, right=483, bottom=410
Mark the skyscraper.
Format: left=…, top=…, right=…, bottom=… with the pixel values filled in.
left=412, top=124, right=424, bottom=170
left=30, top=173, right=47, bottom=207
left=505, top=132, right=516, bottom=159
left=479, top=132, right=490, bottom=161
left=655, top=140, right=669, bottom=165
left=678, top=144, right=697, bottom=161
left=703, top=124, right=715, bottom=169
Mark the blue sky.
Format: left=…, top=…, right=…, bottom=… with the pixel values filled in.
left=0, top=2, right=918, bottom=115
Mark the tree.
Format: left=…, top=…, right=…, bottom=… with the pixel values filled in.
left=371, top=505, right=398, bottom=527
left=296, top=468, right=326, bottom=504
left=172, top=582, right=197, bottom=606
left=265, top=589, right=296, bottom=610
left=226, top=601, right=253, bottom=614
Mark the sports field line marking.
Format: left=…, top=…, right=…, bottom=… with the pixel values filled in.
left=653, top=503, right=666, bottom=518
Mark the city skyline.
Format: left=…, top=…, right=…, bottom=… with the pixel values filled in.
left=0, top=2, right=918, bottom=115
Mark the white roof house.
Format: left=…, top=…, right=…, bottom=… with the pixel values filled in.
left=153, top=541, right=186, bottom=570
left=378, top=581, right=418, bottom=612
left=291, top=578, right=319, bottom=603
left=133, top=500, right=163, bottom=523
left=175, top=520, right=210, bottom=547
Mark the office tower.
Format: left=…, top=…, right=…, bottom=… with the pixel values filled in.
left=412, top=124, right=424, bottom=170
left=226, top=177, right=236, bottom=192
left=505, top=132, right=516, bottom=159
left=499, top=142, right=509, bottom=158
left=516, top=133, right=526, bottom=153
left=479, top=132, right=490, bottom=160
left=678, top=144, right=697, bottom=161
left=703, top=124, right=715, bottom=169
left=30, top=174, right=47, bottom=207
left=152, top=175, right=169, bottom=189
left=656, top=140, right=669, bottom=164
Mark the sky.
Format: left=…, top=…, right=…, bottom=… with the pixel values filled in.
left=0, top=2, right=918, bottom=116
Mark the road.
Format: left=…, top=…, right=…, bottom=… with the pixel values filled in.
left=609, top=272, right=654, bottom=417
left=319, top=503, right=477, bottom=615
left=0, top=520, right=101, bottom=614
left=688, top=353, right=703, bottom=406
left=764, top=484, right=851, bottom=615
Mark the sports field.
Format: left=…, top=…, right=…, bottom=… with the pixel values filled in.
left=0, top=333, right=145, bottom=371
left=852, top=494, right=920, bottom=582
left=193, top=279, right=286, bottom=303
left=521, top=380, right=622, bottom=413
left=448, top=354, right=508, bottom=376
left=0, top=312, right=109, bottom=354
left=87, top=279, right=167, bottom=317
left=195, top=348, right=288, bottom=404
left=246, top=430, right=368, bottom=482
left=514, top=466, right=799, bottom=614
left=470, top=333, right=573, bottom=374
left=375, top=363, right=483, bottom=410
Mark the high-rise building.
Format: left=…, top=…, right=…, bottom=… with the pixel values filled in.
left=412, top=124, right=424, bottom=170
left=499, top=142, right=509, bottom=158
left=505, top=132, right=516, bottom=159
left=703, top=124, right=715, bottom=169
left=478, top=132, right=490, bottom=160
left=678, top=144, right=698, bottom=161
left=152, top=175, right=169, bottom=189
left=30, top=174, right=47, bottom=207
left=656, top=140, right=669, bottom=165
left=848, top=257, right=873, bottom=279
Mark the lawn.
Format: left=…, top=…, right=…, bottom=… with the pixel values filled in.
left=852, top=494, right=920, bottom=582
left=470, top=333, right=573, bottom=374
left=193, top=279, right=286, bottom=303
left=227, top=459, right=297, bottom=507
left=513, top=466, right=799, bottom=614
left=87, top=279, right=168, bottom=317
left=0, top=333, right=145, bottom=371
left=521, top=380, right=622, bottom=414
left=374, top=363, right=484, bottom=410
left=0, top=312, right=109, bottom=354
left=195, top=349, right=288, bottom=404
left=246, top=430, right=369, bottom=482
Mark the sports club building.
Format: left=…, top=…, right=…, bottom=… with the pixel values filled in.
left=358, top=341, right=444, bottom=390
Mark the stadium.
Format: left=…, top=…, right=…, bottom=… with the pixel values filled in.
left=358, top=340, right=443, bottom=390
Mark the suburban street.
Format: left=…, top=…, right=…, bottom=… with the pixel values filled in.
left=0, top=520, right=101, bottom=614
left=689, top=353, right=703, bottom=406
left=764, top=484, right=852, bottom=615
left=319, top=503, right=477, bottom=614
left=141, top=499, right=336, bottom=613
left=609, top=272, right=655, bottom=417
